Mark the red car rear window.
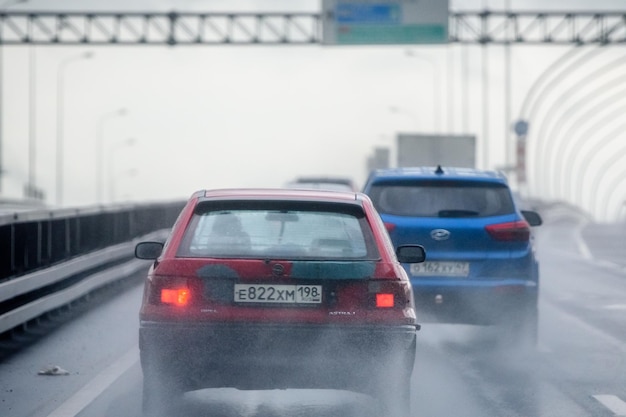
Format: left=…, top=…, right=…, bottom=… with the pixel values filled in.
left=177, top=201, right=380, bottom=260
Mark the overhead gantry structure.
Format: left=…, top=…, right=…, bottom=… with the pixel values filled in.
left=0, top=11, right=624, bottom=45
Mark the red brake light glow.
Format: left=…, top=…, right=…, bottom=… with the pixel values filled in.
left=161, top=288, right=190, bottom=306
left=384, top=222, right=396, bottom=233
left=485, top=220, right=530, bottom=241
left=376, top=293, right=395, bottom=308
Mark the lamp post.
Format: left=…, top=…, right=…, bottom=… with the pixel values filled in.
left=96, top=108, right=127, bottom=204
left=0, top=0, right=28, bottom=194
left=26, top=45, right=36, bottom=199
left=405, top=49, right=442, bottom=133
left=108, top=137, right=136, bottom=203
left=55, top=51, right=93, bottom=206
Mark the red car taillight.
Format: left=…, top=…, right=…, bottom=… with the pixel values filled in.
left=368, top=280, right=412, bottom=310
left=161, top=288, right=190, bottom=307
left=485, top=220, right=531, bottom=241
left=375, top=293, right=395, bottom=308
left=148, top=276, right=194, bottom=307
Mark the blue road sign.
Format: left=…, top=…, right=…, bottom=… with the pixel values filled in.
left=336, top=4, right=400, bottom=24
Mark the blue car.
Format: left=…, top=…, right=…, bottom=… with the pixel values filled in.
left=363, top=166, right=542, bottom=345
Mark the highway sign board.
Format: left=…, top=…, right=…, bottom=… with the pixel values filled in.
left=322, top=0, right=449, bottom=45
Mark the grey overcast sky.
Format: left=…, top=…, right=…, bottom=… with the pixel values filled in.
left=2, top=0, right=625, bottom=219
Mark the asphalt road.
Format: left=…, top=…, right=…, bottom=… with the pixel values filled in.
left=1, top=204, right=625, bottom=417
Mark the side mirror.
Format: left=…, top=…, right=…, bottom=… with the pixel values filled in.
left=521, top=210, right=542, bottom=227
left=396, top=245, right=426, bottom=264
left=135, top=241, right=164, bottom=260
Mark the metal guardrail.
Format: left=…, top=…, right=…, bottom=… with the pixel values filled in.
left=0, top=235, right=160, bottom=335
left=0, top=200, right=185, bottom=336
left=0, top=201, right=184, bottom=282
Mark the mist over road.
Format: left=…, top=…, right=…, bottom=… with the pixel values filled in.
left=1, top=209, right=625, bottom=417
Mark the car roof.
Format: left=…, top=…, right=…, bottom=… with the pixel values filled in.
left=367, top=166, right=509, bottom=185
left=194, top=188, right=365, bottom=204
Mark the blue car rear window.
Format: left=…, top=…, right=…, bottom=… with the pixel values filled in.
left=368, top=182, right=515, bottom=218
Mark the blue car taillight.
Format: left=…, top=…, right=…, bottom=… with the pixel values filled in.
left=384, top=222, right=396, bottom=233
left=485, top=220, right=531, bottom=241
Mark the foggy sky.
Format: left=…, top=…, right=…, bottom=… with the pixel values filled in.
left=2, top=0, right=624, bottom=218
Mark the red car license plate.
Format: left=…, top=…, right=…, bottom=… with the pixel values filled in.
left=234, top=284, right=323, bottom=304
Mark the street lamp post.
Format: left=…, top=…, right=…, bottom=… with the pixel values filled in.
left=0, top=0, right=28, bottom=194
left=108, top=137, right=136, bottom=203
left=55, top=51, right=93, bottom=206
left=26, top=15, right=41, bottom=200
left=96, top=108, right=127, bottom=204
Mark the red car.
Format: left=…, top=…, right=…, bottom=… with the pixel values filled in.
left=135, top=188, right=425, bottom=417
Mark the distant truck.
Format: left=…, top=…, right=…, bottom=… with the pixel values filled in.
left=396, top=134, right=476, bottom=168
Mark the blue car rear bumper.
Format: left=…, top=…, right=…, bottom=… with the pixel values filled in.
left=410, top=279, right=538, bottom=325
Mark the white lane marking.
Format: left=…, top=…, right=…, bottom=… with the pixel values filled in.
left=46, top=347, right=139, bottom=417
left=549, top=217, right=625, bottom=274
left=604, top=304, right=626, bottom=310
left=542, top=299, right=626, bottom=355
left=593, top=395, right=626, bottom=416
